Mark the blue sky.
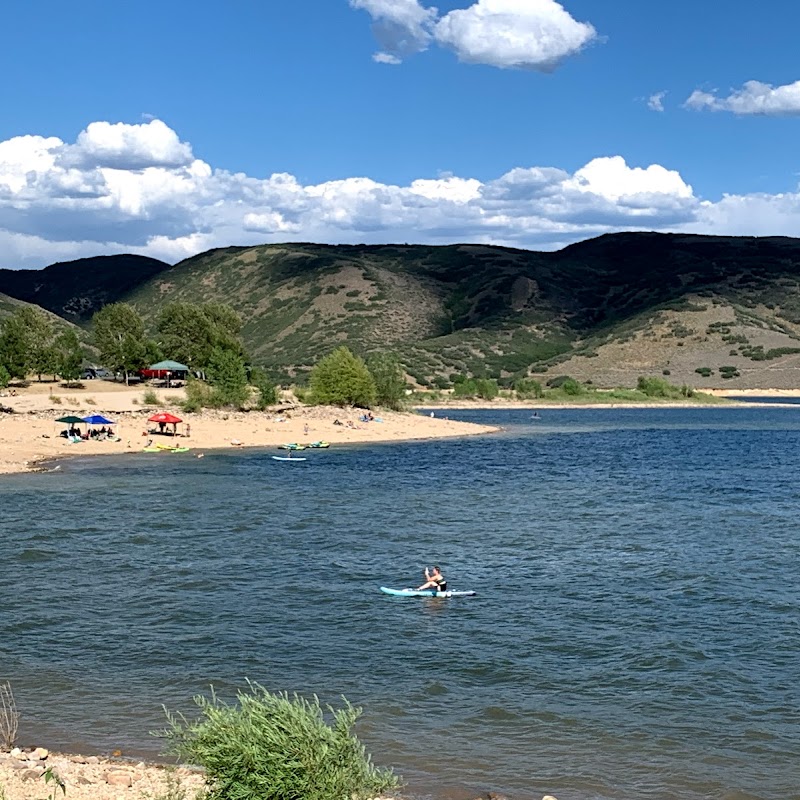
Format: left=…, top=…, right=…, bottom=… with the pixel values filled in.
left=2, top=0, right=800, bottom=268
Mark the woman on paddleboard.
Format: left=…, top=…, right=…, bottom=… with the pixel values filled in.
left=418, top=565, right=447, bottom=592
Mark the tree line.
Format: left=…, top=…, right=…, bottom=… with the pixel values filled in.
left=0, top=301, right=408, bottom=410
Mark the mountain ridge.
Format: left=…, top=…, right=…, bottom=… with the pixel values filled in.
left=4, top=233, right=800, bottom=388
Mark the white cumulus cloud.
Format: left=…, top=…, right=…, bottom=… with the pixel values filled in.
left=2, top=118, right=800, bottom=269
left=685, top=79, right=800, bottom=115
left=350, top=0, right=597, bottom=69
left=434, top=0, right=597, bottom=70
left=349, top=0, right=438, bottom=62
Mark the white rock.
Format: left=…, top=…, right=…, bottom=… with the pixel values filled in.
left=104, top=770, right=133, bottom=787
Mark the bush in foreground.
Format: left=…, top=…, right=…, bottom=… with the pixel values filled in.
left=159, top=683, right=399, bottom=800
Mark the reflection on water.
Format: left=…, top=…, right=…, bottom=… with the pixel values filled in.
left=1, top=407, right=799, bottom=800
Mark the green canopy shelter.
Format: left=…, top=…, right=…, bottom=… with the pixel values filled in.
left=147, top=360, right=190, bottom=387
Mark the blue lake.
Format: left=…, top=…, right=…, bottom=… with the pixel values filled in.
left=1, top=407, right=799, bottom=800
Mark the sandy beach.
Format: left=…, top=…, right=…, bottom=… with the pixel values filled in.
left=0, top=381, right=500, bottom=477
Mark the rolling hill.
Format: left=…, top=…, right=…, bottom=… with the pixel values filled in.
left=5, top=233, right=800, bottom=388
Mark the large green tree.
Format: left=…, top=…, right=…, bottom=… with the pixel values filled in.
left=92, top=303, right=149, bottom=384
left=157, top=302, right=244, bottom=369
left=0, top=307, right=55, bottom=380
left=54, top=329, right=84, bottom=384
left=366, top=352, right=406, bottom=410
left=23, top=308, right=58, bottom=381
left=207, top=347, right=249, bottom=409
left=310, top=346, right=376, bottom=407
left=0, top=313, right=31, bottom=380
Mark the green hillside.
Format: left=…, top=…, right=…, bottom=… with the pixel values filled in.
left=6, top=233, right=800, bottom=387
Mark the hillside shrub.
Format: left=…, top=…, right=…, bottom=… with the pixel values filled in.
left=158, top=683, right=399, bottom=800
left=636, top=376, right=681, bottom=398
left=546, top=375, right=573, bottom=389
left=452, top=378, right=499, bottom=400
left=695, top=367, right=713, bottom=377
left=719, top=365, right=740, bottom=379
left=560, top=378, right=584, bottom=396
left=513, top=378, right=543, bottom=399
left=310, top=346, right=376, bottom=408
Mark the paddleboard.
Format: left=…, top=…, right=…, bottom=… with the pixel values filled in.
left=272, top=455, right=307, bottom=461
left=380, top=586, right=476, bottom=598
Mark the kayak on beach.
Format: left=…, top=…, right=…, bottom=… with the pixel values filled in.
left=380, top=586, right=477, bottom=598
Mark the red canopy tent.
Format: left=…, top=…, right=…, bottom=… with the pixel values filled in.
left=148, top=412, right=183, bottom=436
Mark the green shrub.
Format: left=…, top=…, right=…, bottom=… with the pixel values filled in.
left=452, top=377, right=498, bottom=400
left=159, top=683, right=399, bottom=800
left=249, top=367, right=278, bottom=410
left=292, top=385, right=308, bottom=403
left=546, top=375, right=573, bottom=389
left=142, top=388, right=162, bottom=406
left=637, top=376, right=681, bottom=398
left=310, top=346, right=376, bottom=408
left=0, top=365, right=9, bottom=389
left=719, top=365, right=740, bottom=379
left=514, top=378, right=543, bottom=399
left=695, top=367, right=713, bottom=377
left=207, top=348, right=250, bottom=409
left=366, top=352, right=406, bottom=410
left=182, top=379, right=214, bottom=413
left=662, top=369, right=671, bottom=376
left=560, top=378, right=584, bottom=396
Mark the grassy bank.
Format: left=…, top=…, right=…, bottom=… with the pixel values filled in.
left=409, top=386, right=733, bottom=407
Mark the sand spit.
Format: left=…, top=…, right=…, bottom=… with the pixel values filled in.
left=0, top=384, right=498, bottom=477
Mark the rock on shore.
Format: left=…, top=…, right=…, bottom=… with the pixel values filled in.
left=0, top=747, right=204, bottom=800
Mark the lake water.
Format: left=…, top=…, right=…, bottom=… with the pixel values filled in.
left=2, top=407, right=799, bottom=800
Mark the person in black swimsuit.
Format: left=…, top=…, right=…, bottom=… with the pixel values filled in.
left=417, top=565, right=447, bottom=592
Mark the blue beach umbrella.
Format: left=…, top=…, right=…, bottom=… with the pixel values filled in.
left=82, top=414, right=116, bottom=426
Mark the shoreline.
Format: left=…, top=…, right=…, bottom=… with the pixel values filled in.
left=0, top=385, right=500, bottom=477
left=0, top=746, right=204, bottom=800
left=3, top=383, right=800, bottom=477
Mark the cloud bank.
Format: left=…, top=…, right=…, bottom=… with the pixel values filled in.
left=1, top=119, right=799, bottom=269
left=685, top=79, right=800, bottom=115
left=350, top=0, right=597, bottom=70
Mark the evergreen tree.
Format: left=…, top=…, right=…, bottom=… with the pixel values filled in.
left=310, top=346, right=376, bottom=407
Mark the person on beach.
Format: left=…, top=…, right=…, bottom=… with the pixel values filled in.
left=418, top=565, right=447, bottom=592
